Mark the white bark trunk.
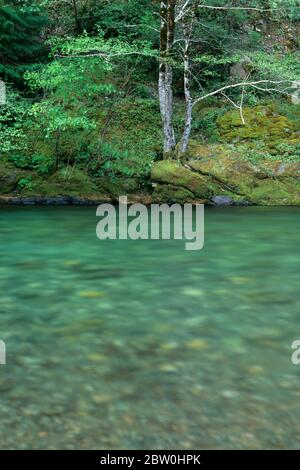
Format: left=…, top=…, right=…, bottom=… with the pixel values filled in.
left=158, top=1, right=176, bottom=154
left=179, top=21, right=193, bottom=154
left=163, top=65, right=176, bottom=152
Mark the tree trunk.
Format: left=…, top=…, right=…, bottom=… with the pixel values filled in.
left=179, top=20, right=193, bottom=155
left=0, top=80, right=6, bottom=106
left=54, top=130, right=61, bottom=171
left=159, top=1, right=176, bottom=155
left=72, top=0, right=82, bottom=34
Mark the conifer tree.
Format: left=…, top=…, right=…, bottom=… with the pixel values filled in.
left=0, top=0, right=47, bottom=83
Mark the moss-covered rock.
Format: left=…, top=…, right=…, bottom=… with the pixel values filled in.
left=150, top=139, right=300, bottom=205
left=185, top=142, right=266, bottom=194
left=152, top=184, right=196, bottom=203
left=185, top=141, right=300, bottom=205
left=94, top=176, right=140, bottom=198
left=47, top=168, right=99, bottom=196
left=0, top=165, right=31, bottom=194
left=151, top=160, right=214, bottom=198
left=19, top=168, right=101, bottom=197
left=250, top=179, right=300, bottom=205
left=217, top=105, right=299, bottom=152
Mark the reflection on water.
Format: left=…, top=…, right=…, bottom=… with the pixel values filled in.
left=0, top=206, right=300, bottom=449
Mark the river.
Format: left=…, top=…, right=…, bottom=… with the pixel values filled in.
left=0, top=206, right=299, bottom=449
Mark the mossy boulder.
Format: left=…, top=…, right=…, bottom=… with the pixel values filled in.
left=217, top=105, right=299, bottom=152
left=186, top=142, right=268, bottom=194
left=279, top=162, right=300, bottom=177
left=94, top=176, right=140, bottom=198
left=151, top=160, right=214, bottom=198
left=19, top=168, right=100, bottom=197
left=184, top=141, right=300, bottom=205
left=150, top=138, right=300, bottom=205
left=152, top=184, right=195, bottom=203
left=47, top=168, right=99, bottom=196
left=0, top=165, right=30, bottom=194
left=250, top=179, right=300, bottom=205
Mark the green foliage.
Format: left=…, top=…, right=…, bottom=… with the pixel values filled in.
left=17, top=176, right=32, bottom=190
left=247, top=50, right=300, bottom=81
left=276, top=142, right=300, bottom=160
left=44, top=0, right=158, bottom=41
left=192, top=106, right=228, bottom=142
left=88, top=0, right=158, bottom=43
left=92, top=142, right=145, bottom=178
left=271, top=100, right=300, bottom=126
left=24, top=56, right=116, bottom=171
left=239, top=141, right=300, bottom=163
left=9, top=153, right=54, bottom=174
left=47, top=29, right=155, bottom=60
left=88, top=98, right=162, bottom=179
left=23, top=40, right=160, bottom=179
left=270, top=0, right=300, bottom=20
left=0, top=88, right=31, bottom=154
left=0, top=1, right=48, bottom=83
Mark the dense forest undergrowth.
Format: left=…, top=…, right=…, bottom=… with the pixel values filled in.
left=1, top=0, right=300, bottom=205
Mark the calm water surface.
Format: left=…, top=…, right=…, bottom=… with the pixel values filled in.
left=0, top=206, right=300, bottom=449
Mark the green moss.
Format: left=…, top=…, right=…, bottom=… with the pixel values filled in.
left=249, top=179, right=300, bottom=205
left=18, top=168, right=100, bottom=197
left=152, top=184, right=195, bottom=203
left=184, top=140, right=300, bottom=205
left=94, top=176, right=140, bottom=198
left=25, top=179, right=60, bottom=196
left=47, top=168, right=99, bottom=196
left=151, top=160, right=213, bottom=198
left=0, top=164, right=30, bottom=194
left=217, top=105, right=299, bottom=152
left=185, top=140, right=232, bottom=160
left=186, top=143, right=261, bottom=194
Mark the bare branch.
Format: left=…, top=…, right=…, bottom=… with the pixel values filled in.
left=54, top=51, right=155, bottom=61
left=239, top=86, right=245, bottom=125
left=197, top=4, right=271, bottom=12
left=221, top=92, right=240, bottom=109
left=175, top=0, right=192, bottom=23
left=192, top=80, right=293, bottom=107
left=123, top=24, right=160, bottom=33
left=175, top=0, right=271, bottom=25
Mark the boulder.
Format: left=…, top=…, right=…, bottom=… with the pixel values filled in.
left=0, top=166, right=28, bottom=193
left=151, top=160, right=214, bottom=198
left=150, top=138, right=300, bottom=206
left=217, top=105, right=299, bottom=152
left=230, top=59, right=251, bottom=79
left=211, top=195, right=234, bottom=206
left=47, top=168, right=99, bottom=196
left=94, top=176, right=140, bottom=199
left=152, top=184, right=196, bottom=204
left=291, top=80, right=300, bottom=105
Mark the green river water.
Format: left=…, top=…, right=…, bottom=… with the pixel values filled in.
left=0, top=206, right=300, bottom=449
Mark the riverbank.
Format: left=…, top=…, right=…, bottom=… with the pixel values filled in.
left=0, top=195, right=211, bottom=206
left=2, top=104, right=300, bottom=206
left=2, top=148, right=300, bottom=206
left=0, top=195, right=154, bottom=205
